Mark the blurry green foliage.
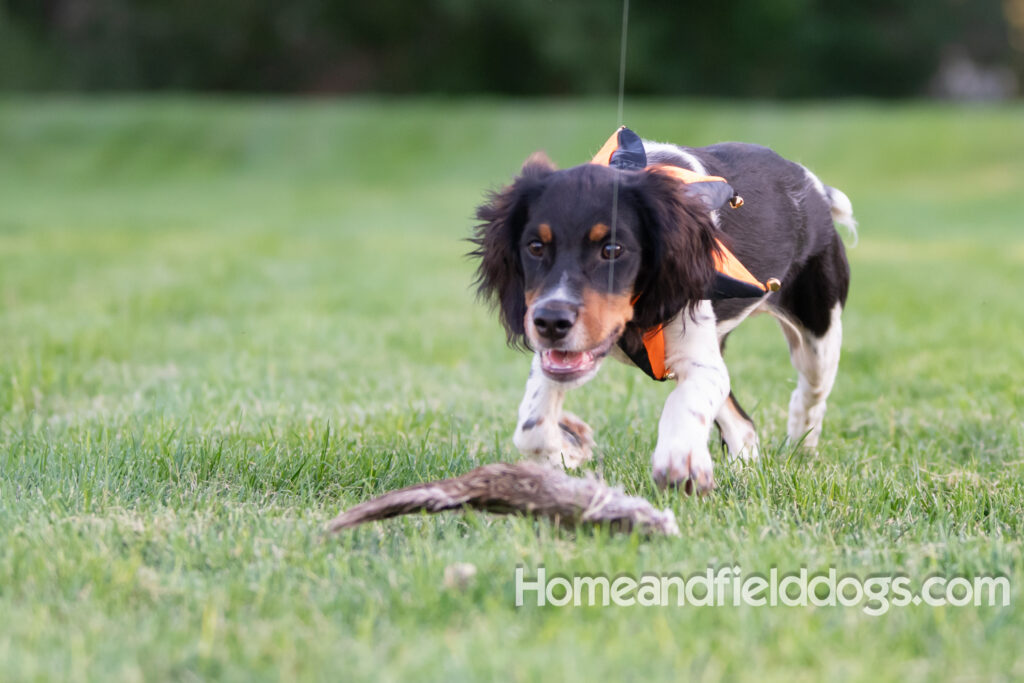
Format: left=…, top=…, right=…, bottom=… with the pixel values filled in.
left=0, top=0, right=1019, bottom=96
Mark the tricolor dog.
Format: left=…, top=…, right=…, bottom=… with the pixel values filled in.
left=471, top=128, right=854, bottom=492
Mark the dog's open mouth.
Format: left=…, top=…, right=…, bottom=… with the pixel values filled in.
left=539, top=334, right=617, bottom=381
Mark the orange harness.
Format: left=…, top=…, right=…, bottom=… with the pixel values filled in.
left=592, top=127, right=774, bottom=381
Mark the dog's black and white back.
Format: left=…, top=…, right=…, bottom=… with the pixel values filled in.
left=472, top=136, right=853, bottom=492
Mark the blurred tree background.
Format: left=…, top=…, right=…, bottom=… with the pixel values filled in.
left=0, top=0, right=1021, bottom=98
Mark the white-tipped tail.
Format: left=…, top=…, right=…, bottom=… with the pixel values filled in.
left=826, top=186, right=858, bottom=246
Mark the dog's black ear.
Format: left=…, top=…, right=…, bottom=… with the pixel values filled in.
left=470, top=153, right=557, bottom=348
left=627, top=169, right=719, bottom=330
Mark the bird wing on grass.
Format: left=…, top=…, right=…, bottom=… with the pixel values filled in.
left=328, top=461, right=680, bottom=536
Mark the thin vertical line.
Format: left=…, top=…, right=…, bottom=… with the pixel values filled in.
left=608, top=0, right=629, bottom=293
left=616, top=0, right=630, bottom=127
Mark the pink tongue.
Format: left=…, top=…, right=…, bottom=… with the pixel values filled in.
left=545, top=350, right=591, bottom=372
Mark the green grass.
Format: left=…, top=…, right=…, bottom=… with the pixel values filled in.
left=1, top=97, right=1022, bottom=681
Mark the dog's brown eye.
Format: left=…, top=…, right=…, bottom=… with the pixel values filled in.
left=527, top=240, right=545, bottom=258
left=601, top=243, right=623, bottom=260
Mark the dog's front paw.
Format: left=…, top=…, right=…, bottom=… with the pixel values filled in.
left=514, top=412, right=594, bottom=469
left=652, top=440, right=715, bottom=494
left=555, top=412, right=594, bottom=468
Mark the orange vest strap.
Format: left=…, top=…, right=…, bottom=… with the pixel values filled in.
left=591, top=126, right=625, bottom=166
left=646, top=162, right=728, bottom=186
left=641, top=327, right=668, bottom=382
left=713, top=239, right=765, bottom=292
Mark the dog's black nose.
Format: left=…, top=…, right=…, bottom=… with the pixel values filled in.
left=533, top=302, right=577, bottom=341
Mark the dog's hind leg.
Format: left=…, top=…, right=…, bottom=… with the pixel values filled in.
left=771, top=236, right=849, bottom=449
left=712, top=306, right=765, bottom=461
left=715, top=390, right=761, bottom=460
left=778, top=305, right=843, bottom=449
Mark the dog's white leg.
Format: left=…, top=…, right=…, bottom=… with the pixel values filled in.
left=782, top=303, right=843, bottom=449
left=714, top=393, right=761, bottom=460
left=713, top=299, right=767, bottom=461
left=651, top=302, right=730, bottom=492
left=513, top=354, right=594, bottom=468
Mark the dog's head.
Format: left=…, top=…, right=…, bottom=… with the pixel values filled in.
left=472, top=153, right=724, bottom=383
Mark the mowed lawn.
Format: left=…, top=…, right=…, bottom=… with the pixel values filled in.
left=0, top=98, right=1022, bottom=681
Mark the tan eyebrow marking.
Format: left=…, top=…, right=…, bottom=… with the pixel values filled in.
left=588, top=223, right=610, bottom=242
left=538, top=223, right=553, bottom=243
